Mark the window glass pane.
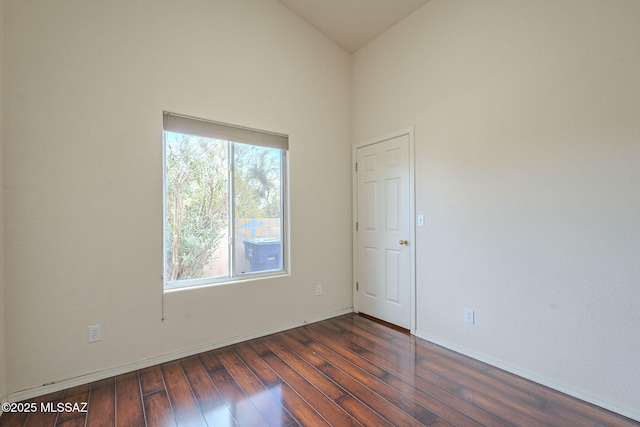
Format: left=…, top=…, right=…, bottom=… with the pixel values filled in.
left=165, top=132, right=229, bottom=282
left=233, top=143, right=283, bottom=274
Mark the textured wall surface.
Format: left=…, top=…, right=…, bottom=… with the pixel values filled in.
left=352, top=0, right=640, bottom=418
left=3, top=0, right=352, bottom=394
left=0, top=0, right=6, bottom=402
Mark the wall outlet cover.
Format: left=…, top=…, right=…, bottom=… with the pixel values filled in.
left=88, top=325, right=101, bottom=343
left=464, top=309, right=475, bottom=324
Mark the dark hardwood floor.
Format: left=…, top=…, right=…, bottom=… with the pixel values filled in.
left=1, top=313, right=638, bottom=426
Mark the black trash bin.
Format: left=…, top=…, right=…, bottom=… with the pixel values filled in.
left=243, top=238, right=281, bottom=271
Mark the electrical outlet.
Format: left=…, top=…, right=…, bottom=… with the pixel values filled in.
left=464, top=309, right=475, bottom=325
left=88, top=325, right=101, bottom=343
left=316, top=284, right=322, bottom=296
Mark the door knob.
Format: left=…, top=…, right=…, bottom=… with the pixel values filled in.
left=399, top=240, right=408, bottom=246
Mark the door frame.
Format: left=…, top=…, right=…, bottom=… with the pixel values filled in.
left=352, top=127, right=416, bottom=334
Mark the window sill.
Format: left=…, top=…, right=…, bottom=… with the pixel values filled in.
left=163, top=270, right=289, bottom=293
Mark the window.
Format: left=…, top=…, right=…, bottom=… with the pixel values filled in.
left=163, top=112, right=287, bottom=290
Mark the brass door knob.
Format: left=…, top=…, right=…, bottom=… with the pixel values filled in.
left=399, top=240, right=408, bottom=246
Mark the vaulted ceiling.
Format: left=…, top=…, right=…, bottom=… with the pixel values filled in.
left=278, top=0, right=430, bottom=53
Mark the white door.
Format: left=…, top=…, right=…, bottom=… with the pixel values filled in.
left=355, top=133, right=412, bottom=329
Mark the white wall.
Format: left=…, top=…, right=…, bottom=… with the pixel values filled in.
left=353, top=0, right=640, bottom=419
left=3, top=0, right=351, bottom=395
left=0, top=0, right=6, bottom=402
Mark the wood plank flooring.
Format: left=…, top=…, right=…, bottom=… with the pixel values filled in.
left=1, top=313, right=638, bottom=426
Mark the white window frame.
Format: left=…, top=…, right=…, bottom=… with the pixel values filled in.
left=163, top=112, right=288, bottom=291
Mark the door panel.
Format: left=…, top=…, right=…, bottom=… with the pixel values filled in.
left=364, top=182, right=377, bottom=230
left=386, top=249, right=401, bottom=303
left=356, top=134, right=411, bottom=328
left=364, top=247, right=378, bottom=298
left=386, top=178, right=400, bottom=230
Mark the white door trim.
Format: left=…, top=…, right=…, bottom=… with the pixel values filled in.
left=352, top=127, right=416, bottom=334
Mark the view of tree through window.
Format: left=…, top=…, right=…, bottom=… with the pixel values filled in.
left=164, top=125, right=285, bottom=289
left=165, top=133, right=229, bottom=281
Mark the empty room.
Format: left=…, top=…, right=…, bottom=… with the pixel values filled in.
left=0, top=0, right=639, bottom=425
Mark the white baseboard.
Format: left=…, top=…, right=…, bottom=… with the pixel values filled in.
left=414, top=330, right=640, bottom=423
left=6, top=308, right=353, bottom=404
